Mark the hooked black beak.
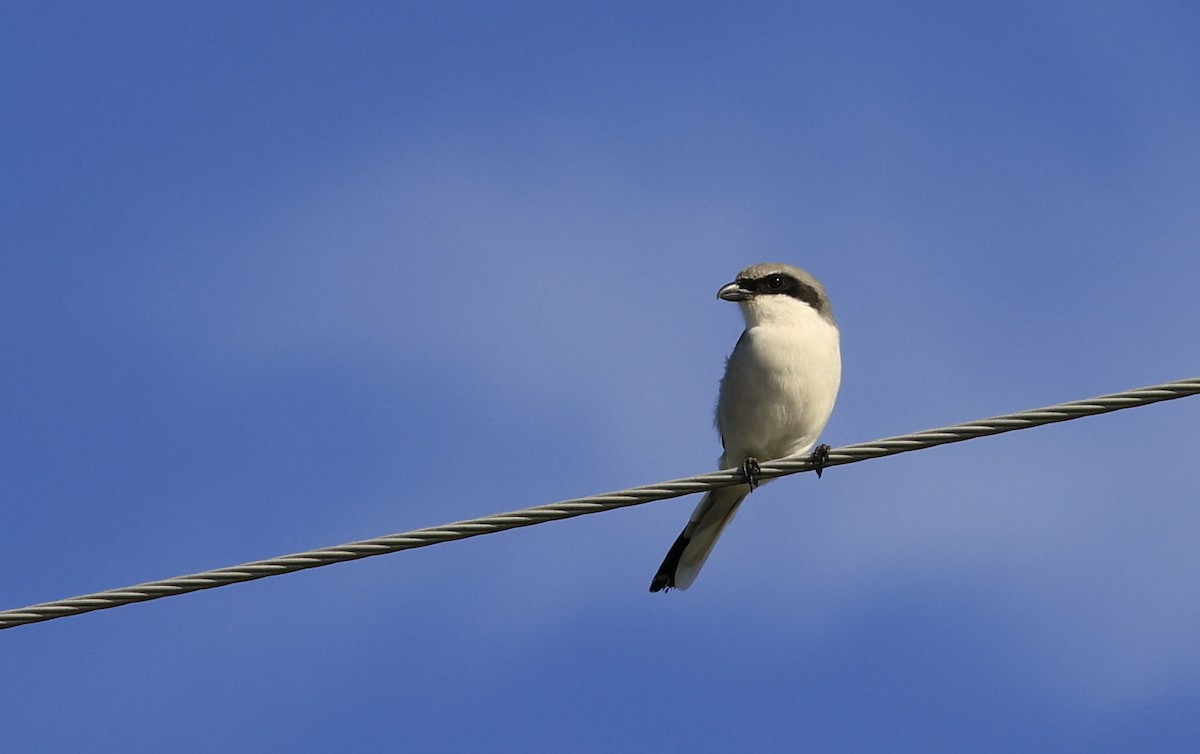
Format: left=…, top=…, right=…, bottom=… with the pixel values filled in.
left=717, top=281, right=751, bottom=301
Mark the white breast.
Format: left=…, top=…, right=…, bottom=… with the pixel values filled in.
left=715, top=297, right=842, bottom=468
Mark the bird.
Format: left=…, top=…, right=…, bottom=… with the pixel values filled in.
left=649, top=263, right=842, bottom=592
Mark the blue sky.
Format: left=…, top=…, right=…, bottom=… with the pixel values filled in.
left=3, top=2, right=1200, bottom=751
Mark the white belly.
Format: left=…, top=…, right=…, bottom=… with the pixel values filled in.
left=715, top=313, right=841, bottom=467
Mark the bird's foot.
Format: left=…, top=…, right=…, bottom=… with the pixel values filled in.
left=741, top=457, right=761, bottom=490
left=811, top=443, right=831, bottom=479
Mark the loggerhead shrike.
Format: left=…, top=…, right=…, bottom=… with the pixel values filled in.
left=650, top=263, right=842, bottom=592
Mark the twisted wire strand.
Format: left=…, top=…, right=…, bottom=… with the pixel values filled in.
left=2, top=376, right=1197, bottom=631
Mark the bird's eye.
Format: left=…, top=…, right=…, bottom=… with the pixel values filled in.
left=765, top=274, right=786, bottom=290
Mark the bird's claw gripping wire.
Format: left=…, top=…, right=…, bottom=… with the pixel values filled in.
left=741, top=457, right=762, bottom=490
left=811, top=443, right=831, bottom=478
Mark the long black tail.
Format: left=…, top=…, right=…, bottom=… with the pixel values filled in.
left=648, top=486, right=748, bottom=592
left=649, top=530, right=691, bottom=592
